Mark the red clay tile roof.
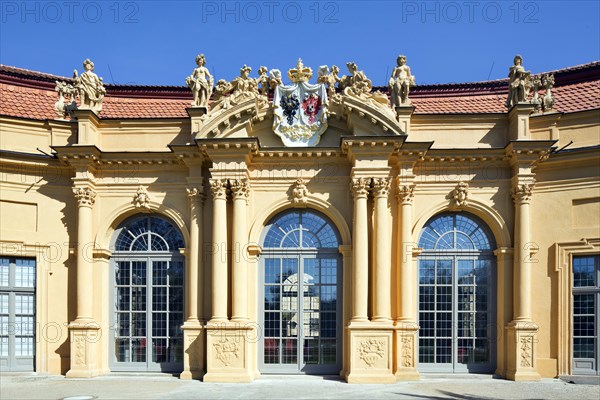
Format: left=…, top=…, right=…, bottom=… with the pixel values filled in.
left=1, top=61, right=598, bottom=120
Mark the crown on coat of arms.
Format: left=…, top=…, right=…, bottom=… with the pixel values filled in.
left=288, top=58, right=313, bottom=83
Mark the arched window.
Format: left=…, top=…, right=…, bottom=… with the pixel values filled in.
left=263, top=209, right=340, bottom=250
left=110, top=215, right=185, bottom=372
left=260, top=209, right=341, bottom=374
left=417, top=212, right=496, bottom=373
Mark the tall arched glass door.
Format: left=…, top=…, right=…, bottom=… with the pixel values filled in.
left=417, top=212, right=496, bottom=373
left=110, top=215, right=185, bottom=372
left=260, top=209, right=342, bottom=374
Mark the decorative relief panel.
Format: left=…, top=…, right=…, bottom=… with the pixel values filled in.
left=358, top=338, right=385, bottom=367
left=401, top=336, right=413, bottom=368
left=214, top=337, right=240, bottom=367
left=520, top=336, right=533, bottom=368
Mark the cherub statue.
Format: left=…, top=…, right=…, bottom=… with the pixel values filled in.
left=256, top=66, right=269, bottom=96
left=531, top=75, right=542, bottom=112
left=506, top=55, right=532, bottom=108
left=542, top=74, right=555, bottom=111
left=54, top=81, right=78, bottom=119
left=73, top=59, right=106, bottom=112
left=339, top=62, right=390, bottom=111
left=186, top=54, right=214, bottom=108
left=317, top=65, right=341, bottom=98
left=341, top=62, right=372, bottom=96
left=210, top=65, right=266, bottom=114
left=268, top=69, right=283, bottom=91
left=389, top=55, right=415, bottom=106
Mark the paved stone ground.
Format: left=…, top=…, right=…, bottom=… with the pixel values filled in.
left=1, top=374, right=599, bottom=400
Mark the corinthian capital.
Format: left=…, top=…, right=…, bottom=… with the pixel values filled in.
left=350, top=177, right=369, bottom=199
left=209, top=178, right=228, bottom=200
left=512, top=183, right=534, bottom=204
left=396, top=182, right=415, bottom=205
left=73, top=186, right=96, bottom=207
left=372, top=177, right=391, bottom=198
left=187, top=186, right=205, bottom=206
left=230, top=178, right=250, bottom=201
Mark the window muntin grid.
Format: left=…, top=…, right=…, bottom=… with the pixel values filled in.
left=263, top=210, right=340, bottom=250
left=0, top=257, right=36, bottom=370
left=418, top=213, right=494, bottom=251
left=572, top=255, right=599, bottom=367
left=112, top=215, right=184, bottom=371
left=417, top=213, right=494, bottom=371
left=115, top=216, right=184, bottom=252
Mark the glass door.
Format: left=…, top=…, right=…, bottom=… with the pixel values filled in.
left=261, top=253, right=340, bottom=374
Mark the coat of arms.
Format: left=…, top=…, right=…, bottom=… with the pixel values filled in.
left=273, top=59, right=328, bottom=147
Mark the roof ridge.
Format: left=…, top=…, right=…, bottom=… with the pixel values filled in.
left=2, top=60, right=599, bottom=90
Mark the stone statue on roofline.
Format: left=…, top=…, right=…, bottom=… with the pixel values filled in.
left=73, top=59, right=106, bottom=113
left=389, top=55, right=415, bottom=106
left=317, top=65, right=341, bottom=99
left=506, top=55, right=532, bottom=109
left=210, top=64, right=268, bottom=114
left=256, top=66, right=270, bottom=96
left=542, top=74, right=555, bottom=111
left=340, top=62, right=392, bottom=114
left=186, top=54, right=214, bottom=108
left=268, top=69, right=283, bottom=90
left=505, top=55, right=556, bottom=112
left=54, top=80, right=78, bottom=120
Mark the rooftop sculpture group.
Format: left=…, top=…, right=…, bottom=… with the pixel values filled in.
left=506, top=55, right=555, bottom=112
left=54, top=58, right=106, bottom=119
left=51, top=54, right=557, bottom=129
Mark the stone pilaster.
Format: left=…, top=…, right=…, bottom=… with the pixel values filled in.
left=181, top=184, right=205, bottom=380
left=204, top=176, right=253, bottom=383
left=506, top=181, right=540, bottom=381
left=393, top=181, right=419, bottom=380
left=66, top=185, right=100, bottom=378
left=350, top=177, right=369, bottom=323
left=346, top=176, right=394, bottom=384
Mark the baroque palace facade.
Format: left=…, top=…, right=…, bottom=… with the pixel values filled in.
left=0, top=55, right=598, bottom=383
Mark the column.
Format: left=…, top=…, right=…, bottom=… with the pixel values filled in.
left=204, top=177, right=253, bottom=383
left=506, top=182, right=540, bottom=381
left=66, top=185, right=100, bottom=378
left=230, top=178, right=249, bottom=322
left=209, top=178, right=228, bottom=323
left=346, top=175, right=395, bottom=383
left=393, top=182, right=420, bottom=380
left=186, top=186, right=204, bottom=323
left=181, top=185, right=205, bottom=380
left=350, top=177, right=369, bottom=322
left=513, top=184, right=534, bottom=321
left=74, top=186, right=95, bottom=321
left=396, top=183, right=415, bottom=322
left=372, top=177, right=391, bottom=323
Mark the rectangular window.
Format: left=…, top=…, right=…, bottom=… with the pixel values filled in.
left=0, top=257, right=36, bottom=371
left=572, top=255, right=599, bottom=375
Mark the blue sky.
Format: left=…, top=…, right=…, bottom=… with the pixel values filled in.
left=1, top=1, right=599, bottom=86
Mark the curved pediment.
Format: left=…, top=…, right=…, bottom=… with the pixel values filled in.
left=193, top=94, right=405, bottom=147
